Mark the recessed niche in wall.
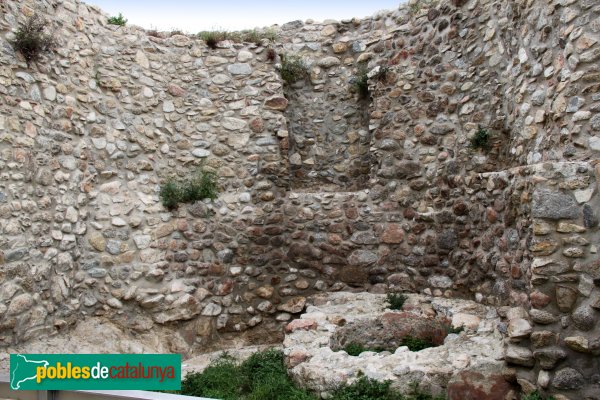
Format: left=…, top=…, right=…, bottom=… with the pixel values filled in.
left=284, top=87, right=373, bottom=192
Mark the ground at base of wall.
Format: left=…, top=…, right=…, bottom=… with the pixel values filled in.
left=284, top=292, right=518, bottom=400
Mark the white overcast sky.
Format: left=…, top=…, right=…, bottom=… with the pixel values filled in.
left=88, top=1, right=402, bottom=32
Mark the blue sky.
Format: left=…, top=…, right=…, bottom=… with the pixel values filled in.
left=88, top=0, right=402, bottom=32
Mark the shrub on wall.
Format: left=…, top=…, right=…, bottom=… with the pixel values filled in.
left=107, top=13, right=127, bottom=26
left=159, top=169, right=218, bottom=211
left=280, top=54, right=309, bottom=84
left=469, top=126, right=492, bottom=151
left=9, top=14, right=55, bottom=65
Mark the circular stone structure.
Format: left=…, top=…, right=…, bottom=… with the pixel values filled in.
left=283, top=292, right=513, bottom=399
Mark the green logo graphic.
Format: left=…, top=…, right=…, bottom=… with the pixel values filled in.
left=10, top=354, right=181, bottom=391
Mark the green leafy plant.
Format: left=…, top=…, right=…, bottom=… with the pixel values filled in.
left=9, top=13, right=56, bottom=65
left=400, top=336, right=435, bottom=351
left=180, top=354, right=240, bottom=399
left=446, top=325, right=464, bottom=335
left=160, top=169, right=218, bottom=211
left=280, top=54, right=309, bottom=84
left=386, top=293, right=407, bottom=310
left=522, top=392, right=556, bottom=400
left=331, top=376, right=445, bottom=400
left=107, top=13, right=127, bottom=26
left=469, top=127, right=492, bottom=151
left=342, top=343, right=386, bottom=356
left=172, top=349, right=316, bottom=400
left=352, top=65, right=370, bottom=99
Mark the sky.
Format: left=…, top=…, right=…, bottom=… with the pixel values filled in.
left=87, top=0, right=402, bottom=32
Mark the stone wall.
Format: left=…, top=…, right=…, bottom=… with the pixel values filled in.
left=1, top=0, right=600, bottom=398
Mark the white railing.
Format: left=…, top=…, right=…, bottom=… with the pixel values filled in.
left=0, top=375, right=216, bottom=400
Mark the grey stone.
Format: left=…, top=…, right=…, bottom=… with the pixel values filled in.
left=5, top=248, right=28, bottom=263
left=552, top=368, right=585, bottom=390
left=7, top=293, right=34, bottom=315
left=529, top=309, right=559, bottom=325
left=163, top=101, right=175, bottom=112
left=106, top=240, right=122, bottom=255
left=227, top=63, right=252, bottom=75
left=202, top=303, right=222, bottom=316
left=88, top=268, right=107, bottom=278
left=428, top=275, right=453, bottom=288
left=533, top=348, right=567, bottom=369
left=350, top=231, right=378, bottom=244
left=531, top=89, right=546, bottom=106
left=348, top=250, right=378, bottom=266
left=591, top=114, right=600, bottom=131
left=430, top=123, right=454, bottom=135
left=572, top=305, right=596, bottom=331
left=532, top=190, right=580, bottom=220
left=583, top=204, right=598, bottom=228
left=437, top=230, right=458, bottom=250
left=505, top=345, right=535, bottom=367
left=192, top=149, right=210, bottom=158
left=218, top=249, right=234, bottom=263
left=318, top=56, right=341, bottom=68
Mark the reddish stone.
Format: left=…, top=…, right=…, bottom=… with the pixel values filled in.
left=530, top=291, right=552, bottom=309
left=264, top=96, right=288, bottom=111
left=285, top=319, right=317, bottom=333
left=328, top=234, right=342, bottom=245
left=286, top=349, right=310, bottom=367
left=381, top=224, right=405, bottom=244
left=168, top=83, right=186, bottom=97
left=214, top=279, right=233, bottom=295
left=338, top=265, right=369, bottom=286
left=177, top=219, right=188, bottom=231
left=487, top=207, right=498, bottom=223
left=345, top=207, right=358, bottom=219
left=249, top=118, right=264, bottom=133
left=447, top=368, right=515, bottom=400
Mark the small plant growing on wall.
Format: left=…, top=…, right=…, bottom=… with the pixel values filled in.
left=199, top=30, right=229, bottom=49
left=265, top=48, right=277, bottom=62
left=352, top=65, right=370, bottom=99
left=386, top=293, right=407, bottom=310
left=9, top=13, right=55, bottom=65
left=107, top=13, right=127, bottom=26
left=469, top=126, right=492, bottom=151
left=279, top=54, right=308, bottom=84
left=160, top=169, right=218, bottom=211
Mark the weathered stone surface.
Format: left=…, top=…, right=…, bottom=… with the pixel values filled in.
left=264, top=96, right=289, bottom=110
left=533, top=348, right=567, bottom=369
left=447, top=366, right=515, bottom=400
left=508, top=318, right=532, bottom=339
left=7, top=294, right=34, bottom=315
left=348, top=250, right=378, bottom=266
left=556, top=286, right=578, bottom=312
left=285, top=319, right=317, bottom=333
left=505, top=345, right=534, bottom=367
left=277, top=297, right=306, bottom=314
left=532, top=190, right=579, bottom=220
left=552, top=368, right=585, bottom=390
left=572, top=305, right=596, bottom=331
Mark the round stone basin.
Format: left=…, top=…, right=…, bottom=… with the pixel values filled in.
left=330, top=312, right=450, bottom=353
